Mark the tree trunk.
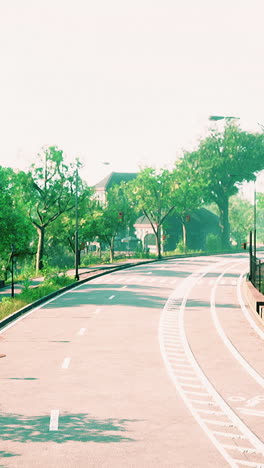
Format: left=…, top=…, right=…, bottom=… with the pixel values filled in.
left=218, top=196, right=230, bottom=250
left=109, top=237, right=115, bottom=263
left=182, top=222, right=187, bottom=253
left=155, top=226, right=162, bottom=259
left=36, top=225, right=45, bottom=272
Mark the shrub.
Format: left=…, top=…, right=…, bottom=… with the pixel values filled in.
left=80, top=253, right=110, bottom=266
left=175, top=240, right=186, bottom=253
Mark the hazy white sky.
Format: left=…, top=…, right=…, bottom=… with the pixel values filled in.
left=1, top=0, right=264, bottom=187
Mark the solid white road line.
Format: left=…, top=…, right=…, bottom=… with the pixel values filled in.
left=237, top=270, right=264, bottom=340
left=61, top=357, right=71, bottom=369
left=160, top=259, right=264, bottom=465
left=211, top=266, right=264, bottom=389
left=49, top=409, right=59, bottom=431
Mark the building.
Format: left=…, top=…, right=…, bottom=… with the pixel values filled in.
left=94, top=171, right=137, bottom=205
left=134, top=209, right=221, bottom=253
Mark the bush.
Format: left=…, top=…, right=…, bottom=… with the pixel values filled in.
left=80, top=253, right=110, bottom=266
left=175, top=240, right=186, bottom=253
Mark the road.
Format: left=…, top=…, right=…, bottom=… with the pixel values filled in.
left=0, top=253, right=263, bottom=467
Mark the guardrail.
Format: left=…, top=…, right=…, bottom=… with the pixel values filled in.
left=250, top=255, right=264, bottom=295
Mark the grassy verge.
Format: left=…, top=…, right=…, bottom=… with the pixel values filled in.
left=0, top=276, right=75, bottom=322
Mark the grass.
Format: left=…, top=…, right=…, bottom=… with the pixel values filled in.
left=0, top=276, right=75, bottom=322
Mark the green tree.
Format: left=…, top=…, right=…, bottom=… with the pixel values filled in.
left=19, top=146, right=77, bottom=272
left=0, top=167, right=35, bottom=279
left=172, top=156, right=204, bottom=251
left=229, top=195, right=254, bottom=247
left=95, top=184, right=136, bottom=263
left=256, top=193, right=264, bottom=245
left=186, top=122, right=264, bottom=249
left=46, top=186, right=98, bottom=267
left=126, top=168, right=179, bottom=259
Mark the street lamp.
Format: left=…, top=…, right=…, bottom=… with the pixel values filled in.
left=11, top=244, right=15, bottom=298
left=251, top=179, right=257, bottom=259
left=209, top=115, right=240, bottom=121
left=75, top=168, right=79, bottom=281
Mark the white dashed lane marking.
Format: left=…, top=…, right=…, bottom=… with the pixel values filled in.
left=61, top=357, right=71, bottom=369
left=49, top=409, right=59, bottom=431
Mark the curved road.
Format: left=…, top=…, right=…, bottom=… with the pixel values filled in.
left=0, top=253, right=263, bottom=467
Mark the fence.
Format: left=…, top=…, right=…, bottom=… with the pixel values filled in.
left=250, top=255, right=264, bottom=294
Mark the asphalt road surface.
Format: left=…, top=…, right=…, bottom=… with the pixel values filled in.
left=0, top=253, right=264, bottom=467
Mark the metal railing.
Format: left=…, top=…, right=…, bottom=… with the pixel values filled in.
left=250, top=254, right=264, bottom=294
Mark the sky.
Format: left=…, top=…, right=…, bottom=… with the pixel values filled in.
left=1, top=0, right=264, bottom=195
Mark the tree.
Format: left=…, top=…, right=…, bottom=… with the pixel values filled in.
left=172, top=156, right=204, bottom=251
left=126, top=168, right=179, bottom=259
left=0, top=167, right=35, bottom=278
left=186, top=122, right=264, bottom=249
left=19, top=146, right=77, bottom=272
left=229, top=195, right=254, bottom=247
left=46, top=186, right=98, bottom=267
left=95, top=184, right=136, bottom=263
left=256, top=193, right=264, bottom=244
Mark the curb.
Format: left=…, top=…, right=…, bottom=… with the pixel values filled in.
left=0, top=251, right=253, bottom=331
left=0, top=258, right=158, bottom=331
left=243, top=278, right=264, bottom=324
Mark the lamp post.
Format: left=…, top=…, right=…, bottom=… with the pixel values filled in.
left=253, top=181, right=257, bottom=258
left=209, top=115, right=240, bottom=121
left=75, top=168, right=79, bottom=281
left=11, top=244, right=14, bottom=298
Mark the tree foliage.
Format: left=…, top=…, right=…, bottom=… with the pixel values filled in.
left=172, top=156, right=204, bottom=250
left=46, top=184, right=97, bottom=266
left=229, top=195, right=254, bottom=246
left=126, top=168, right=178, bottom=258
left=19, top=146, right=77, bottom=271
left=184, top=122, right=264, bottom=248
left=95, top=183, right=136, bottom=262
left=0, top=167, right=35, bottom=278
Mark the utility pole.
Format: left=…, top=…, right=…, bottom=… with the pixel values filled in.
left=253, top=182, right=257, bottom=259
left=75, top=168, right=79, bottom=281
left=11, top=244, right=14, bottom=298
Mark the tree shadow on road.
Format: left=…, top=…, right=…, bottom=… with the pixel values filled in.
left=186, top=299, right=238, bottom=309
left=0, top=450, right=21, bottom=468
left=128, top=268, right=191, bottom=277
left=43, top=289, right=167, bottom=310
left=0, top=412, right=138, bottom=444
